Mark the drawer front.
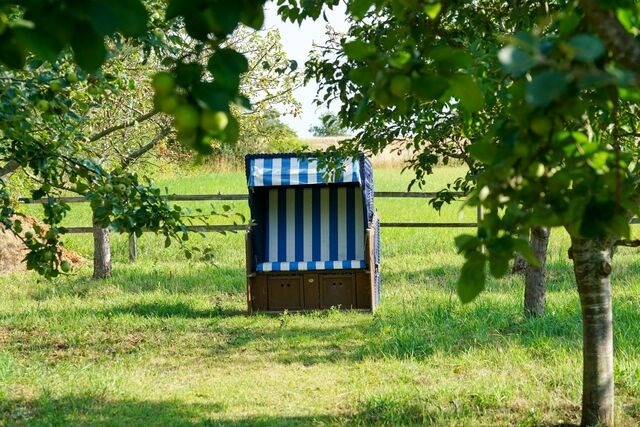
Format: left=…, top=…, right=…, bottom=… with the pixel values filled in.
left=320, top=274, right=355, bottom=309
left=303, top=273, right=320, bottom=309
left=268, top=275, right=303, bottom=310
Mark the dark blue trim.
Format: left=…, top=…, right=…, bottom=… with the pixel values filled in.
left=263, top=158, right=273, bottom=186
left=277, top=187, right=287, bottom=261
left=281, top=157, right=290, bottom=186
left=346, top=186, right=355, bottom=260
left=329, top=187, right=338, bottom=259
left=312, top=188, right=321, bottom=261
left=299, top=158, right=309, bottom=184
left=294, top=187, right=304, bottom=261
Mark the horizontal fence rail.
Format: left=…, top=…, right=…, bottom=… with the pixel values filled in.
left=22, top=192, right=640, bottom=232
left=19, top=191, right=475, bottom=232
left=18, top=192, right=639, bottom=262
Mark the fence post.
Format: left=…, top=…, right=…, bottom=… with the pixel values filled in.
left=477, top=205, right=485, bottom=253
left=128, top=233, right=137, bottom=262
left=477, top=205, right=484, bottom=223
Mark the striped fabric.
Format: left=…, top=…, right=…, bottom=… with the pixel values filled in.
left=257, top=260, right=366, bottom=272
left=248, top=157, right=361, bottom=187
left=255, top=186, right=366, bottom=272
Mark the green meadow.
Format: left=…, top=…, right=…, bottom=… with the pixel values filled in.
left=1, top=166, right=639, bottom=426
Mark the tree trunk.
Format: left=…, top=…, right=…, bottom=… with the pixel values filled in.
left=92, top=213, right=112, bottom=279
left=570, top=236, right=616, bottom=427
left=128, top=233, right=137, bottom=262
left=524, top=226, right=550, bottom=317
left=511, top=252, right=528, bottom=274
left=511, top=230, right=530, bottom=274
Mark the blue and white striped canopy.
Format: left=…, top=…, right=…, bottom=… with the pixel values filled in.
left=248, top=156, right=362, bottom=187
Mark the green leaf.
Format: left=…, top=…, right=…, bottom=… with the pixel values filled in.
left=343, top=40, right=377, bottom=61
left=389, top=51, right=412, bottom=69
left=578, top=71, right=615, bottom=89
left=13, top=28, right=62, bottom=63
left=174, top=62, right=203, bottom=87
left=349, top=67, right=377, bottom=85
left=558, top=11, right=581, bottom=37
left=90, top=0, right=148, bottom=36
left=457, top=252, right=485, bottom=303
left=208, top=48, right=249, bottom=93
left=349, top=0, right=376, bottom=19
left=498, top=45, right=537, bottom=75
left=447, top=74, right=485, bottom=112
left=223, top=114, right=240, bottom=144
left=489, top=256, right=510, bottom=278
left=0, top=33, right=27, bottom=69
left=608, top=213, right=630, bottom=239
left=525, top=71, right=568, bottom=108
left=411, top=74, right=449, bottom=101
left=424, top=3, right=442, bottom=19
left=468, top=140, right=496, bottom=163
left=567, top=34, right=604, bottom=62
left=512, top=239, right=539, bottom=267
left=70, top=22, right=106, bottom=71
left=587, top=151, right=609, bottom=172
left=430, top=47, right=474, bottom=73
left=165, top=0, right=193, bottom=20
left=454, top=234, right=479, bottom=252
left=240, top=6, right=265, bottom=30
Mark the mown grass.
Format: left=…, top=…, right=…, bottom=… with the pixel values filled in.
left=1, top=165, right=639, bottom=426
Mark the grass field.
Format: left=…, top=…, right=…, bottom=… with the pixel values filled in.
left=1, top=165, right=639, bottom=426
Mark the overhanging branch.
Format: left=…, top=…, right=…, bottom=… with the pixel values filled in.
left=614, top=239, right=640, bottom=247
left=0, top=160, right=20, bottom=179
left=88, top=109, right=159, bottom=143
left=120, top=127, right=171, bottom=169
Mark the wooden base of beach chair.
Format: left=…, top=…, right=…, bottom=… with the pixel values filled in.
left=247, top=270, right=375, bottom=313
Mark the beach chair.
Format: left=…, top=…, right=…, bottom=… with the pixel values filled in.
left=245, top=153, right=380, bottom=312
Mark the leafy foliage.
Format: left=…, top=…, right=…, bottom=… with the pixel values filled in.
left=0, top=1, right=295, bottom=277
left=309, top=112, right=351, bottom=136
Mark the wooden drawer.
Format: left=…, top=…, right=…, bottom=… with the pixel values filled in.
left=268, top=275, right=303, bottom=310
left=320, top=273, right=355, bottom=309
left=303, top=273, right=320, bottom=309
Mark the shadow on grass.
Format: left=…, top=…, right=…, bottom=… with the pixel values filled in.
left=0, top=394, right=343, bottom=426
left=0, top=392, right=590, bottom=426
left=361, top=262, right=639, bottom=362
left=15, top=261, right=640, bottom=369
left=100, top=301, right=244, bottom=319
left=30, top=265, right=246, bottom=300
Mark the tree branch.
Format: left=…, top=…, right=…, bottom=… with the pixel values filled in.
left=120, top=127, right=171, bottom=169
left=579, top=0, right=640, bottom=73
left=614, top=239, right=640, bottom=248
left=88, top=109, right=159, bottom=143
left=0, top=160, right=20, bottom=179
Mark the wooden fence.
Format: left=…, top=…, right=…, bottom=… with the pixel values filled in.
left=20, top=192, right=482, bottom=261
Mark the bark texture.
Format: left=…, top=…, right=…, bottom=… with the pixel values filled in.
left=128, top=233, right=137, bottom=262
left=570, top=236, right=616, bottom=427
left=579, top=0, right=640, bottom=74
left=511, top=253, right=528, bottom=274
left=524, top=226, right=549, bottom=317
left=0, top=160, right=20, bottom=180
left=92, top=214, right=112, bottom=279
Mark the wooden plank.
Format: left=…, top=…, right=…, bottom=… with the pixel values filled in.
left=381, top=222, right=478, bottom=228
left=168, top=194, right=248, bottom=201
left=63, top=224, right=248, bottom=234
left=19, top=194, right=249, bottom=204
left=375, top=191, right=465, bottom=198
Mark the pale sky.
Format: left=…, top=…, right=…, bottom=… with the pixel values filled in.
left=263, top=4, right=349, bottom=137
